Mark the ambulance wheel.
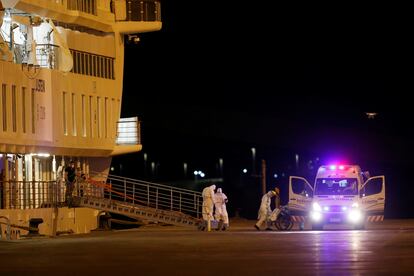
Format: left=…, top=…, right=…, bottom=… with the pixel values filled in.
left=275, top=216, right=293, bottom=231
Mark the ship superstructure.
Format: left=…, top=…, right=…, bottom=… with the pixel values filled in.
left=0, top=0, right=162, bottom=237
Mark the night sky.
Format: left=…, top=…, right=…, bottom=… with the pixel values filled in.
left=113, top=2, right=412, bottom=219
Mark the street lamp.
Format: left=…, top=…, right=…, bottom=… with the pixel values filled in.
left=183, top=162, right=188, bottom=178
left=251, top=147, right=256, bottom=175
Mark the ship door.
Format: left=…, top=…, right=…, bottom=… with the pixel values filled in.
left=288, top=176, right=313, bottom=212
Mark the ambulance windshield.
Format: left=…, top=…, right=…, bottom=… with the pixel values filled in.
left=314, top=178, right=358, bottom=195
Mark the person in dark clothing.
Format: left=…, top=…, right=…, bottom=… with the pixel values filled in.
left=64, top=160, right=76, bottom=207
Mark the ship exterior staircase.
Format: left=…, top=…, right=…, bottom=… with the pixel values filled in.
left=74, top=174, right=203, bottom=228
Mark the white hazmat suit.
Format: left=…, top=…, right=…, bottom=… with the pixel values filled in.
left=255, top=190, right=276, bottom=230
left=202, top=184, right=216, bottom=222
left=214, top=188, right=229, bottom=230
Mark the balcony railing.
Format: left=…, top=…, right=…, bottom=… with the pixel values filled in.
left=120, top=0, right=161, bottom=22
left=67, top=0, right=97, bottom=15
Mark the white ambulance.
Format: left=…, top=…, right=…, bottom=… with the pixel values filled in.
left=288, top=165, right=385, bottom=230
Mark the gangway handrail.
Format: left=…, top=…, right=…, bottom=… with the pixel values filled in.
left=0, top=216, right=11, bottom=240
left=90, top=171, right=203, bottom=195
left=83, top=172, right=203, bottom=219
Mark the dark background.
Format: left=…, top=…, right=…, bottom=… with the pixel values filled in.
left=112, top=1, right=412, bottom=219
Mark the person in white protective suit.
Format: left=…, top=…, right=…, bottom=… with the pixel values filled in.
left=255, top=190, right=276, bottom=231
left=214, top=188, right=229, bottom=231
left=201, top=184, right=216, bottom=230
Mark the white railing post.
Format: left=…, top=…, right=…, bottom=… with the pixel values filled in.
left=147, top=185, right=149, bottom=206
left=170, top=189, right=173, bottom=210
left=133, top=183, right=135, bottom=204
left=124, top=179, right=127, bottom=202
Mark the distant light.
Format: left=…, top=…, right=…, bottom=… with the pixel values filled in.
left=329, top=165, right=336, bottom=170
left=366, top=112, right=378, bottom=119
left=339, top=165, right=345, bottom=170
left=323, top=206, right=330, bottom=211
left=342, top=206, right=348, bottom=211
left=200, top=173, right=205, bottom=178
left=194, top=171, right=199, bottom=175
left=273, top=173, right=278, bottom=178
left=110, top=167, right=114, bottom=171
left=31, top=153, right=50, bottom=158
left=242, top=169, right=247, bottom=174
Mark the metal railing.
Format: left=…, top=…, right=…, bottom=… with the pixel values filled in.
left=0, top=216, right=11, bottom=240
left=13, top=43, right=59, bottom=69
left=67, top=0, right=97, bottom=15
left=0, top=180, right=63, bottom=209
left=35, top=44, right=59, bottom=69
left=0, top=174, right=203, bottom=219
left=88, top=173, right=203, bottom=218
left=124, top=0, right=161, bottom=22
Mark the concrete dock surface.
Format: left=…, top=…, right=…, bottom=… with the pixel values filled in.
left=1, top=218, right=414, bottom=275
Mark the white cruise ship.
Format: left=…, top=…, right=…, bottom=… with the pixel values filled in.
left=0, top=0, right=162, bottom=238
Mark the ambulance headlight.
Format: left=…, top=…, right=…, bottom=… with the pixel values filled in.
left=348, top=209, right=362, bottom=223
left=312, top=202, right=322, bottom=212
left=310, top=211, right=322, bottom=221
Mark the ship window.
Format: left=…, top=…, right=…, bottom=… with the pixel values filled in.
left=31, top=89, right=35, bottom=134
left=97, top=96, right=101, bottom=138
left=97, top=56, right=102, bottom=78
left=22, top=87, right=26, bottom=133
left=85, top=54, right=89, bottom=76
left=73, top=52, right=78, bottom=74
left=82, top=94, right=86, bottom=137
left=104, top=97, right=108, bottom=138
left=70, top=50, right=75, bottom=73
left=89, top=95, right=94, bottom=138
left=100, top=57, right=105, bottom=78
left=78, top=52, right=82, bottom=74
left=92, top=55, right=96, bottom=77
left=80, top=53, right=85, bottom=75
left=2, top=84, right=6, bottom=132
left=12, top=85, right=17, bottom=132
left=111, top=59, right=115, bottom=79
left=111, top=98, right=115, bottom=138
left=108, top=58, right=112, bottom=79
left=71, top=93, right=77, bottom=136
left=63, top=91, right=67, bottom=135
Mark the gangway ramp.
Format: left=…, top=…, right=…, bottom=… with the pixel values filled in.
left=76, top=174, right=203, bottom=228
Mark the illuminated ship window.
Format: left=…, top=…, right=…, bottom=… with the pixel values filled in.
left=116, top=117, right=140, bottom=145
